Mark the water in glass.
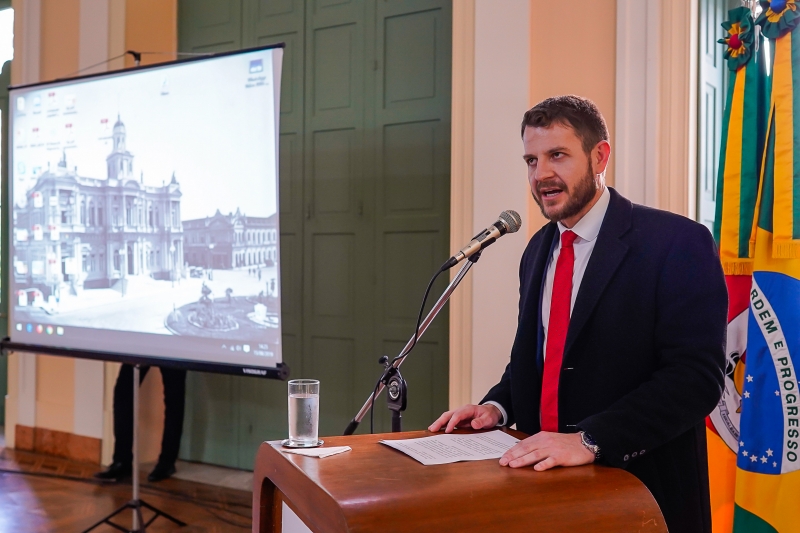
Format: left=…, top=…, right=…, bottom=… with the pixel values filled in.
left=289, top=393, right=319, bottom=444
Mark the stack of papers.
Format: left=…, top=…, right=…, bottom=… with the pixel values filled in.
left=281, top=446, right=351, bottom=458
left=380, top=430, right=519, bottom=465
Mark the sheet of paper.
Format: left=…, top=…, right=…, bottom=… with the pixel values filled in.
left=281, top=446, right=351, bottom=458
left=380, top=430, right=520, bottom=465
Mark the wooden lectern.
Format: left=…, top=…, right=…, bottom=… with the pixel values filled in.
left=253, top=429, right=667, bottom=533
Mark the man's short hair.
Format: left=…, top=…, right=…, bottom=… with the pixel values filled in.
left=521, top=95, right=609, bottom=154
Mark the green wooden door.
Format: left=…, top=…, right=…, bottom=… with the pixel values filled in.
left=178, top=0, right=451, bottom=469
left=697, top=0, right=741, bottom=230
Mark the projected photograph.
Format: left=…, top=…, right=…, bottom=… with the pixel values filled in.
left=9, top=48, right=283, bottom=368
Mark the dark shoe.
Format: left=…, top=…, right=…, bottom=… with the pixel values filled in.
left=93, top=462, right=131, bottom=482
left=147, top=463, right=176, bottom=482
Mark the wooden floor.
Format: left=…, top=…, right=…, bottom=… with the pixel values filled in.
left=0, top=446, right=252, bottom=532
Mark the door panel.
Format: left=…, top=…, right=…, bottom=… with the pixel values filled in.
left=382, top=231, right=439, bottom=321
left=313, top=26, right=356, bottom=112
left=311, top=233, right=354, bottom=318
left=312, top=129, right=356, bottom=214
left=314, top=0, right=355, bottom=16
left=384, top=12, right=438, bottom=104
left=178, top=0, right=243, bottom=52
left=258, top=0, right=294, bottom=17
left=383, top=121, right=438, bottom=212
left=181, top=374, right=239, bottom=465
left=307, top=335, right=355, bottom=435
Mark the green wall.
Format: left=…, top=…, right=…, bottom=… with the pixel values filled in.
left=177, top=0, right=452, bottom=469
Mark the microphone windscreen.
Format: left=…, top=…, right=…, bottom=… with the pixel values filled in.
left=499, top=210, right=522, bottom=233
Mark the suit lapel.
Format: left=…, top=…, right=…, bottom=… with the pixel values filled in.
left=526, top=223, right=557, bottom=320
left=519, top=222, right=557, bottom=371
left=535, top=228, right=559, bottom=372
left=564, top=188, right=632, bottom=359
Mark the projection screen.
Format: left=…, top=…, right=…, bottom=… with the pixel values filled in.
left=6, top=45, right=285, bottom=377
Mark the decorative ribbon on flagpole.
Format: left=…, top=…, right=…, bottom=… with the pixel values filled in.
left=714, top=7, right=770, bottom=275
left=753, top=0, right=800, bottom=258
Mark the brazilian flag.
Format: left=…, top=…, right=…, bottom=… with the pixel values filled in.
left=708, top=8, right=770, bottom=533
left=733, top=1, right=800, bottom=531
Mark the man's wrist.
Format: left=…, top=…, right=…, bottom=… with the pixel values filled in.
left=579, top=431, right=602, bottom=461
left=481, top=401, right=507, bottom=426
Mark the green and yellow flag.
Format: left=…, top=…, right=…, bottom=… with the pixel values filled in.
left=708, top=7, right=769, bottom=533
left=714, top=6, right=770, bottom=275
left=733, top=1, right=800, bottom=531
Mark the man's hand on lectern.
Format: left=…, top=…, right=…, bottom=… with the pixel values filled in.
left=499, top=432, right=595, bottom=471
left=428, top=404, right=502, bottom=433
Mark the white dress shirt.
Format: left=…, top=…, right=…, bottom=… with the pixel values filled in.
left=486, top=186, right=611, bottom=426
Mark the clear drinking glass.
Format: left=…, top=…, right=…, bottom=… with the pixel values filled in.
left=287, top=379, right=320, bottom=447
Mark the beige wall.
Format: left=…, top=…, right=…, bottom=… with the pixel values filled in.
left=469, top=0, right=531, bottom=404
left=36, top=356, right=75, bottom=433
left=40, top=0, right=80, bottom=81
left=124, top=0, right=177, bottom=68
left=527, top=0, right=617, bottom=237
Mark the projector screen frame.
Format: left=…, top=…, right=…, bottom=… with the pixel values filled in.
left=0, top=338, right=290, bottom=379
left=7, top=43, right=285, bottom=92
left=5, top=43, right=289, bottom=379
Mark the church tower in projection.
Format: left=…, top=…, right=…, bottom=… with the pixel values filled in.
left=106, top=115, right=134, bottom=180
left=13, top=115, right=184, bottom=300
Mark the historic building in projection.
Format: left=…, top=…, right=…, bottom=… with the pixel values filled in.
left=183, top=209, right=277, bottom=270
left=14, top=117, right=184, bottom=296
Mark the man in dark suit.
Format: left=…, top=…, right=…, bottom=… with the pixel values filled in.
left=430, top=95, right=727, bottom=533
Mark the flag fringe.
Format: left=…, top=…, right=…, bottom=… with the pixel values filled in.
left=773, top=240, right=800, bottom=258
left=722, top=259, right=755, bottom=276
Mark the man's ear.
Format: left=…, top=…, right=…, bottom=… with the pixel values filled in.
left=592, top=140, right=611, bottom=176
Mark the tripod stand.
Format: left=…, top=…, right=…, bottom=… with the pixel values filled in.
left=82, top=365, right=186, bottom=532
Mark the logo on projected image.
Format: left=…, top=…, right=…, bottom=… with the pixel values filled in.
left=249, top=59, right=263, bottom=74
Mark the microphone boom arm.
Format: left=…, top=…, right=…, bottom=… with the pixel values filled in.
left=343, top=255, right=478, bottom=435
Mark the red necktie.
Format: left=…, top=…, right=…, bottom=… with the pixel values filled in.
left=541, top=230, right=578, bottom=432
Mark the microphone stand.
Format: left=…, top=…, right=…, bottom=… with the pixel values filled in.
left=343, top=251, right=481, bottom=435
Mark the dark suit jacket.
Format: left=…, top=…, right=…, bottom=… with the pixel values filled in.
left=482, top=187, right=727, bottom=533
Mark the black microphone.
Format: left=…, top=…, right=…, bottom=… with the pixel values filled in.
left=441, top=210, right=522, bottom=270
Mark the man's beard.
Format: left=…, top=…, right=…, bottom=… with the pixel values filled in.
left=532, top=163, right=598, bottom=223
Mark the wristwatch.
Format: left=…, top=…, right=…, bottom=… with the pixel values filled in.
left=579, top=431, right=602, bottom=461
